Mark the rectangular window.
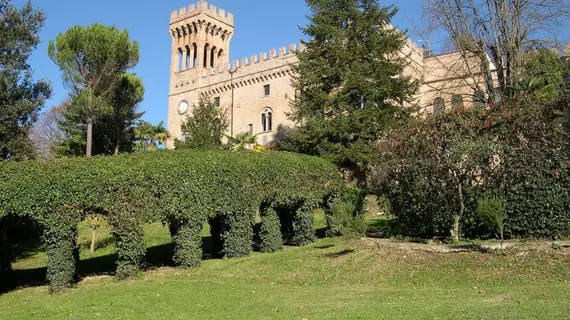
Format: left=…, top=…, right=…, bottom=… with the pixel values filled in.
left=264, top=84, right=270, bottom=97
left=214, top=96, right=220, bottom=107
left=248, top=124, right=253, bottom=135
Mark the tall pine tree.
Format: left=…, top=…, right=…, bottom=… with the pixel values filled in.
left=280, top=0, right=417, bottom=184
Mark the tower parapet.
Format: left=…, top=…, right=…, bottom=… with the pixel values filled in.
left=170, top=0, right=234, bottom=26
left=169, top=0, right=234, bottom=78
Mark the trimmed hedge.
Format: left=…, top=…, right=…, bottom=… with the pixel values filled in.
left=0, top=150, right=341, bottom=292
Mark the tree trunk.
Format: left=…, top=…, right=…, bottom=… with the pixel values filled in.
left=90, top=229, right=96, bottom=253
left=114, top=141, right=120, bottom=156
left=86, top=119, right=93, bottom=158
left=451, top=183, right=464, bottom=243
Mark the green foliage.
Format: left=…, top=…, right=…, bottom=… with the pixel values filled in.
left=176, top=100, right=228, bottom=150
left=0, top=0, right=52, bottom=160
left=217, top=210, right=256, bottom=258
left=325, top=186, right=367, bottom=236
left=0, top=150, right=341, bottom=292
left=330, top=201, right=367, bottom=239
left=372, top=97, right=570, bottom=240
left=169, top=219, right=203, bottom=268
left=230, top=132, right=257, bottom=151
left=43, top=216, right=80, bottom=293
left=134, top=120, right=169, bottom=151
left=259, top=206, right=283, bottom=253
left=280, top=0, right=417, bottom=181
left=519, top=48, right=568, bottom=102
left=57, top=74, right=145, bottom=157
left=477, top=197, right=507, bottom=243
left=48, top=23, right=139, bottom=157
left=293, top=203, right=316, bottom=246
left=109, top=73, right=145, bottom=154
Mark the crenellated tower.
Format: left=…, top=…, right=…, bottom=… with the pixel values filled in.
left=169, top=0, right=234, bottom=77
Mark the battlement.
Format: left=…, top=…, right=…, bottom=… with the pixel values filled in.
left=202, top=42, right=304, bottom=78
left=172, top=42, right=305, bottom=92
left=170, top=0, right=234, bottom=26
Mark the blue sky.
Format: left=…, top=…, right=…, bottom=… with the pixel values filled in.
left=18, top=0, right=424, bottom=125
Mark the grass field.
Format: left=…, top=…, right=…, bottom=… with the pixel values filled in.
left=1, top=213, right=570, bottom=319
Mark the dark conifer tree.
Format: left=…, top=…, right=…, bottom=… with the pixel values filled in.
left=280, top=0, right=418, bottom=184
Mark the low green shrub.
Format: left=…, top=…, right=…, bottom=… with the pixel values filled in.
left=169, top=219, right=203, bottom=268
left=259, top=205, right=283, bottom=253
left=325, top=186, right=367, bottom=236
left=293, top=202, right=316, bottom=246
left=330, top=201, right=368, bottom=239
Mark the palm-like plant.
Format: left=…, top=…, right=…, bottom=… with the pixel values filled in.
left=230, top=132, right=257, bottom=151
left=135, top=121, right=170, bottom=151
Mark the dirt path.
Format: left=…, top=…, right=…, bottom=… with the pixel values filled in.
left=361, top=237, right=570, bottom=254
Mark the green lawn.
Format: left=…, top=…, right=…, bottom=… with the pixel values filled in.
left=1, top=213, right=570, bottom=319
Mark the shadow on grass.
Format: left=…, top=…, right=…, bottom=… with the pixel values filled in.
left=314, top=244, right=335, bottom=250
left=11, top=239, right=45, bottom=262
left=6, top=235, right=220, bottom=293
left=325, top=249, right=354, bottom=258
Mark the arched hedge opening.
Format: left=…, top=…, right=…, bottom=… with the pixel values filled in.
left=0, top=150, right=342, bottom=292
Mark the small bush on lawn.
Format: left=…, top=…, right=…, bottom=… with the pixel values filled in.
left=330, top=201, right=367, bottom=239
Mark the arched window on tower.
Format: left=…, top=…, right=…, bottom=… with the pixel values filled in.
left=192, top=43, right=198, bottom=68
left=210, top=46, right=217, bottom=68
left=203, top=44, right=210, bottom=68
left=185, top=46, right=191, bottom=70
left=451, top=94, right=463, bottom=110
left=177, top=48, right=183, bottom=72
left=218, top=49, right=224, bottom=61
left=433, top=97, right=445, bottom=115
left=261, top=108, right=273, bottom=132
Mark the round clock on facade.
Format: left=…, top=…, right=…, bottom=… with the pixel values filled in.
left=178, top=101, right=189, bottom=115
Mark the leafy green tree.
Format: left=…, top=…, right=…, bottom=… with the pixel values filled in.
left=176, top=100, right=228, bottom=150
left=110, top=73, right=145, bottom=155
left=0, top=0, right=52, bottom=160
left=48, top=23, right=139, bottom=157
left=280, top=0, right=418, bottom=184
left=134, top=120, right=169, bottom=151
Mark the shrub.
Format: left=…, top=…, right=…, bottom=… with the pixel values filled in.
left=169, top=219, right=203, bottom=268
left=259, top=205, right=283, bottom=253
left=293, top=202, right=316, bottom=246
left=330, top=201, right=367, bottom=239
left=325, top=186, right=367, bottom=236
left=477, top=197, right=507, bottom=247
left=371, top=98, right=570, bottom=240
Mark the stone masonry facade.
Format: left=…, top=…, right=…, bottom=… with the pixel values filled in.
left=167, top=0, right=511, bottom=147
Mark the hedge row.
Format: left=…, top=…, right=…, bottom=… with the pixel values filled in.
left=0, top=150, right=342, bottom=292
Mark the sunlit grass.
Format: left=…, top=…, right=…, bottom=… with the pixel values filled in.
left=2, top=211, right=570, bottom=319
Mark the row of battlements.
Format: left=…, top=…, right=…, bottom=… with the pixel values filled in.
left=171, top=0, right=234, bottom=25
left=174, top=42, right=305, bottom=85
left=228, top=42, right=305, bottom=71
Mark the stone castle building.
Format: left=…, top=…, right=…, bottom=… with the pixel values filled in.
left=167, top=1, right=501, bottom=147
